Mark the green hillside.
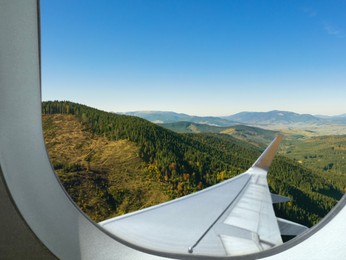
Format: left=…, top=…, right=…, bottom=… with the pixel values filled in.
left=268, top=155, right=342, bottom=226
left=42, top=101, right=343, bottom=226
left=159, top=121, right=228, bottom=133
left=160, top=121, right=277, bottom=148
left=43, top=114, right=169, bottom=221
left=282, top=135, right=346, bottom=193
left=283, top=135, right=346, bottom=174
left=221, top=125, right=278, bottom=148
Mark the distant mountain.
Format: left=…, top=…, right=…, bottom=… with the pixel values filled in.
left=123, top=110, right=346, bottom=127
left=314, top=115, right=333, bottom=119
left=123, top=111, right=192, bottom=124
left=224, top=110, right=323, bottom=125
left=314, top=114, right=346, bottom=124
left=122, top=111, right=237, bottom=127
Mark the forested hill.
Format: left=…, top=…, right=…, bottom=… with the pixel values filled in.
left=42, top=101, right=343, bottom=226
left=42, top=101, right=258, bottom=188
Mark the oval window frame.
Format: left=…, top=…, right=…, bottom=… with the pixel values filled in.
left=1, top=1, right=346, bottom=259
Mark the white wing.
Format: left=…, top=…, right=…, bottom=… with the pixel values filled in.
left=100, top=135, right=302, bottom=257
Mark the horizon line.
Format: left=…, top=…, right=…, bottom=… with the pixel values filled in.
left=41, top=99, right=345, bottom=118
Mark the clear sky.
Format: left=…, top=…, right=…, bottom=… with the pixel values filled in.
left=40, top=0, right=346, bottom=116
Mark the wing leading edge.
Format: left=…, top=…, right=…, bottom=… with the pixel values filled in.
left=100, top=134, right=305, bottom=257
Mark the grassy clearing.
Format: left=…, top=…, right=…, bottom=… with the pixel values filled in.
left=43, top=114, right=169, bottom=222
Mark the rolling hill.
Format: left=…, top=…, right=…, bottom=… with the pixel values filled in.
left=160, top=121, right=278, bottom=148
left=224, top=110, right=323, bottom=125
left=122, top=111, right=237, bottom=126
left=42, top=101, right=343, bottom=227
left=314, top=114, right=346, bottom=125
left=122, top=110, right=346, bottom=131
left=159, top=121, right=229, bottom=133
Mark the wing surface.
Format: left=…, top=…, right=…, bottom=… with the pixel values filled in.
left=100, top=135, right=286, bottom=257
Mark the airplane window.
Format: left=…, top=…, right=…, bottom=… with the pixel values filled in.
left=39, top=0, right=346, bottom=257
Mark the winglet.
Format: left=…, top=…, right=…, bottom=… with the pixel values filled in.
left=252, top=134, right=283, bottom=171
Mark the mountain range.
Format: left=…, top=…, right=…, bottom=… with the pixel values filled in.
left=224, top=110, right=322, bottom=125
left=122, top=111, right=238, bottom=127
left=122, top=110, right=346, bottom=126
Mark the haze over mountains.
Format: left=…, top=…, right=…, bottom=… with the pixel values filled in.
left=224, top=111, right=322, bottom=125
left=123, top=111, right=238, bottom=127
left=122, top=110, right=346, bottom=127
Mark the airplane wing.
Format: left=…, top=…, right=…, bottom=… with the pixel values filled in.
left=100, top=134, right=307, bottom=257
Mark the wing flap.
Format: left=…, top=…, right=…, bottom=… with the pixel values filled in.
left=277, top=217, right=308, bottom=236
left=271, top=193, right=291, bottom=204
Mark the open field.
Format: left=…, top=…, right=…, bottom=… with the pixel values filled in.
left=250, top=124, right=346, bottom=139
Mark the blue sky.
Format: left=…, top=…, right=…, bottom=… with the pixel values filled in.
left=41, top=0, right=346, bottom=116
